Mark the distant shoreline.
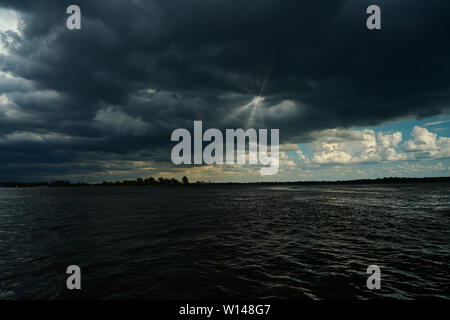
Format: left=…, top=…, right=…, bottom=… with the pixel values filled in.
left=1, top=176, right=449, bottom=188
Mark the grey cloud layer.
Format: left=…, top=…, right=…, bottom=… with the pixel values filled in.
left=1, top=0, right=450, bottom=180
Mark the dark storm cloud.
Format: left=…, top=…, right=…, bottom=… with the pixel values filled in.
left=1, top=0, right=450, bottom=179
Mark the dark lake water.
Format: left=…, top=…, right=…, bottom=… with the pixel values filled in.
left=0, top=183, right=449, bottom=299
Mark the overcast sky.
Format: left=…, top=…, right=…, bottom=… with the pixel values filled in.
left=0, top=0, right=449, bottom=182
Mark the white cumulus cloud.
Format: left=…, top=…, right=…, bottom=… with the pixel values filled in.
left=403, top=126, right=450, bottom=159
left=309, top=129, right=405, bottom=164
left=306, top=126, right=450, bottom=165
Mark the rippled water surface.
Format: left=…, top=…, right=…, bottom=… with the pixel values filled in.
left=0, top=183, right=449, bottom=299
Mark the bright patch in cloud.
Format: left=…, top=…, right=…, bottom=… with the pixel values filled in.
left=424, top=119, right=450, bottom=127
left=0, top=8, right=20, bottom=55
left=0, top=131, right=72, bottom=144
left=94, top=105, right=150, bottom=136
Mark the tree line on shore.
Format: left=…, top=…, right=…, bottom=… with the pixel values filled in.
left=0, top=176, right=210, bottom=188
left=0, top=176, right=449, bottom=188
